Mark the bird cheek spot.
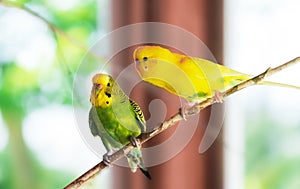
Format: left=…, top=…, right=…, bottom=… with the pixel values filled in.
left=105, top=92, right=112, bottom=98
left=144, top=66, right=148, bottom=71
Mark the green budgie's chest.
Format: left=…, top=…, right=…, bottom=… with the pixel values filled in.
left=96, top=104, right=141, bottom=145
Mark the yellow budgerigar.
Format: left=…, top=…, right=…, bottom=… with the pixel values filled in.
left=134, top=45, right=299, bottom=104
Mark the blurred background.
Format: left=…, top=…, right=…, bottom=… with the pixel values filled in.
left=0, top=0, right=300, bottom=189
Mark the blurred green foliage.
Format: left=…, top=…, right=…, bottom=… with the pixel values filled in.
left=245, top=109, right=300, bottom=189
left=0, top=0, right=98, bottom=188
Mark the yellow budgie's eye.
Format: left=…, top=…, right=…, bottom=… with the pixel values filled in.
left=143, top=57, right=148, bottom=62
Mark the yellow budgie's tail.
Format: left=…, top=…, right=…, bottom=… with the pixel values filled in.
left=220, top=65, right=300, bottom=91
left=258, top=80, right=300, bottom=90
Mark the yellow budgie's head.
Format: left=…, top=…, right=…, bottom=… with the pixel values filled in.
left=134, top=46, right=171, bottom=61
left=133, top=46, right=175, bottom=76
left=90, top=74, right=114, bottom=107
left=134, top=45, right=193, bottom=96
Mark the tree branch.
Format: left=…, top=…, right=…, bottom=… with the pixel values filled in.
left=64, top=56, right=300, bottom=189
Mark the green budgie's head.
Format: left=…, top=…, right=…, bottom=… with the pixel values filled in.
left=90, top=74, right=114, bottom=108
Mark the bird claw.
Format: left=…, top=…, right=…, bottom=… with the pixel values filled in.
left=103, top=153, right=111, bottom=166
left=179, top=107, right=187, bottom=121
left=130, top=136, right=140, bottom=148
left=213, top=91, right=223, bottom=103
left=180, top=101, right=199, bottom=120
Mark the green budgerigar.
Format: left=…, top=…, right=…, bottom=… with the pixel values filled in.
left=89, top=73, right=151, bottom=179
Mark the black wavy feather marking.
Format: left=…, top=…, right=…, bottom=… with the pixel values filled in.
left=129, top=99, right=146, bottom=132
left=130, top=100, right=144, bottom=119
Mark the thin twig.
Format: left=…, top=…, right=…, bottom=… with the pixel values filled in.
left=0, top=1, right=106, bottom=93
left=64, top=56, right=300, bottom=189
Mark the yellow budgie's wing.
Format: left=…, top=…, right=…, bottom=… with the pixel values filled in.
left=172, top=55, right=213, bottom=99
left=215, top=62, right=251, bottom=85
left=189, top=57, right=251, bottom=91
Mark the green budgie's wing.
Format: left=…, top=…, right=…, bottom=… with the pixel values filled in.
left=104, top=83, right=151, bottom=179
left=111, top=85, right=142, bottom=134
left=129, top=99, right=146, bottom=133
left=128, top=100, right=151, bottom=179
left=89, top=107, right=123, bottom=151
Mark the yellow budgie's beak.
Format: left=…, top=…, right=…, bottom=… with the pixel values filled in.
left=93, top=83, right=102, bottom=98
left=135, top=57, right=150, bottom=73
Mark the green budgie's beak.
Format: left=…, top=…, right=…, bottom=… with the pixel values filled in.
left=93, top=83, right=102, bottom=96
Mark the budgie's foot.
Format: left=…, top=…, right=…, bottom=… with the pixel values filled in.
left=103, top=149, right=114, bottom=166
left=103, top=154, right=111, bottom=166
left=213, top=91, right=223, bottom=103
left=179, top=107, right=188, bottom=121
left=130, top=136, right=140, bottom=148
left=180, top=101, right=199, bottom=120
